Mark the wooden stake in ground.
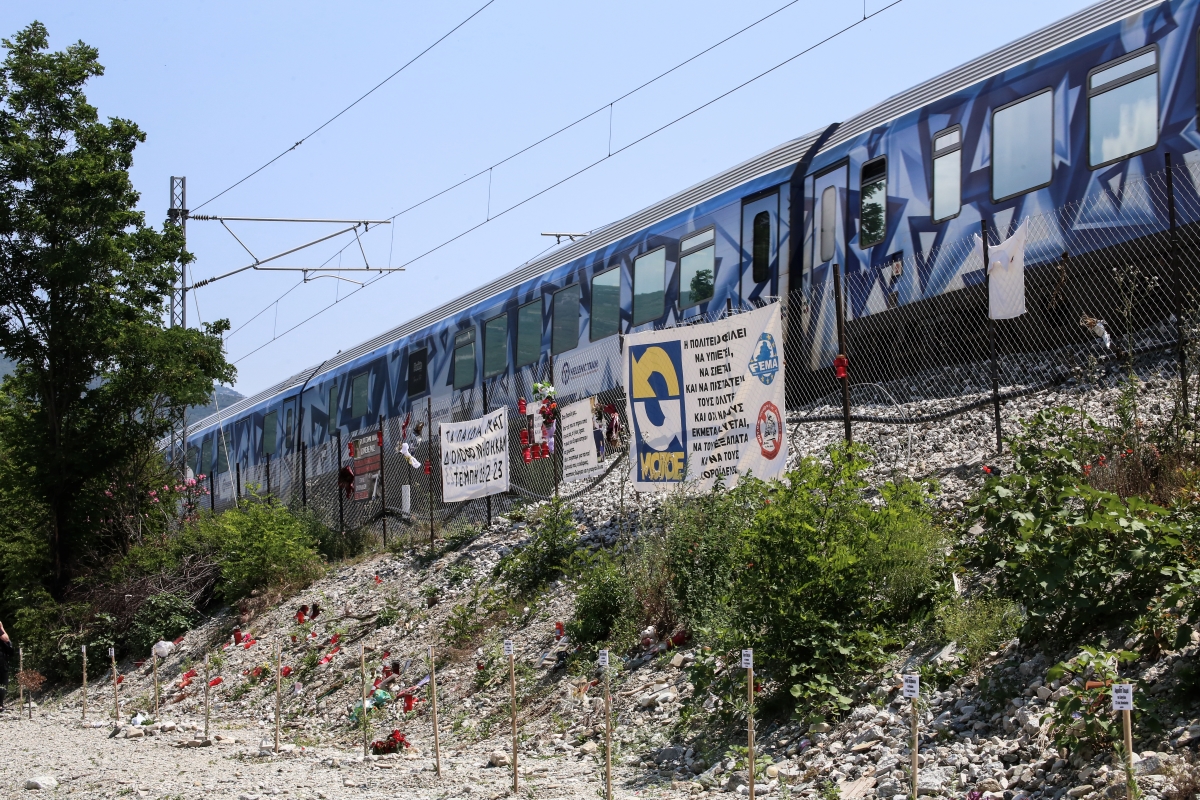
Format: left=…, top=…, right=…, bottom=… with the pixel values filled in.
left=903, top=674, right=920, bottom=800
left=109, top=647, right=119, bottom=725
left=81, top=644, right=87, bottom=721
left=360, top=644, right=369, bottom=757
left=506, top=639, right=518, bottom=793
left=600, top=649, right=612, bottom=800
left=17, top=644, right=23, bottom=706
left=203, top=654, right=211, bottom=741
left=275, top=640, right=283, bottom=754
left=429, top=645, right=442, bottom=777
left=743, top=649, right=755, bottom=800
left=1113, top=683, right=1136, bottom=795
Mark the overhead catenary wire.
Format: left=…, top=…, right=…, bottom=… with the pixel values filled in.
left=220, top=0, right=906, bottom=366
left=190, top=0, right=498, bottom=214
left=214, top=0, right=823, bottom=343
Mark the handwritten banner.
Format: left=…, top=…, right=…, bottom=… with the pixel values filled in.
left=439, top=408, right=509, bottom=502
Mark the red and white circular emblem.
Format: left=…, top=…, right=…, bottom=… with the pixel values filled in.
left=756, top=401, right=782, bottom=460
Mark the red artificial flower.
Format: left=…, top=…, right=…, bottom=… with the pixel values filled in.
left=208, top=677, right=223, bottom=687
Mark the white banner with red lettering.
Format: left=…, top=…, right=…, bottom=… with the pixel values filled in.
left=623, top=303, right=786, bottom=492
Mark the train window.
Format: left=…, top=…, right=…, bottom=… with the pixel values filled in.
left=552, top=284, right=580, bottom=354
left=187, top=445, right=199, bottom=478
left=679, top=227, right=715, bottom=308
left=590, top=267, right=620, bottom=341
left=484, top=313, right=508, bottom=377
left=752, top=212, right=771, bottom=282
left=351, top=373, right=369, bottom=418
left=453, top=328, right=476, bottom=390
left=407, top=347, right=428, bottom=397
left=516, top=300, right=542, bottom=367
left=284, top=405, right=295, bottom=443
left=819, top=186, right=836, bottom=262
left=264, top=411, right=278, bottom=455
left=216, top=430, right=229, bottom=475
left=992, top=88, right=1053, bottom=201
left=932, top=125, right=962, bottom=222
left=859, top=157, right=887, bottom=247
left=1088, top=47, right=1157, bottom=168
left=327, top=385, right=337, bottom=434
left=632, top=247, right=665, bottom=325
left=200, top=437, right=212, bottom=476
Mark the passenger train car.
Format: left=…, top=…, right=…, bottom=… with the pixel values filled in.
left=186, top=0, right=1198, bottom=482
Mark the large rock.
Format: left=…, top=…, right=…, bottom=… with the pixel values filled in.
left=917, top=767, right=950, bottom=796
left=1066, top=785, right=1094, bottom=798
left=24, top=777, right=58, bottom=791
left=489, top=750, right=510, bottom=768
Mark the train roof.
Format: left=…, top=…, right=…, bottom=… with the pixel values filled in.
left=189, top=0, right=1159, bottom=435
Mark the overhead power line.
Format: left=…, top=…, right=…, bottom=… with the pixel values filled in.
left=222, top=0, right=906, bottom=366
left=191, top=0, right=498, bottom=213
left=219, top=0, right=826, bottom=343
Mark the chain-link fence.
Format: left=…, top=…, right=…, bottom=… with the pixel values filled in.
left=203, top=158, right=1200, bottom=533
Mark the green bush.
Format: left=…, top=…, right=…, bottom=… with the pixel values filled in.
left=965, top=408, right=1194, bottom=644
left=195, top=493, right=323, bottom=603
left=128, top=591, right=196, bottom=657
left=937, top=595, right=1023, bottom=666
left=566, top=551, right=630, bottom=645
left=495, top=498, right=577, bottom=597
left=308, top=509, right=370, bottom=562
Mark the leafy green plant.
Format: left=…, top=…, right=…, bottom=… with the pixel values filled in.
left=375, top=603, right=400, bottom=629
left=128, top=592, right=196, bottom=657
left=937, top=595, right=1023, bottom=666
left=195, top=492, right=323, bottom=603
left=494, top=498, right=577, bottom=597
left=445, top=562, right=474, bottom=586
left=566, top=550, right=630, bottom=645
left=1042, top=646, right=1139, bottom=755
left=966, top=407, right=1192, bottom=644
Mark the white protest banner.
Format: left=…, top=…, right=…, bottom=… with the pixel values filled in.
left=561, top=398, right=602, bottom=483
left=624, top=303, right=785, bottom=491
left=439, top=408, right=509, bottom=502
left=1112, top=684, right=1134, bottom=711
left=902, top=674, right=920, bottom=698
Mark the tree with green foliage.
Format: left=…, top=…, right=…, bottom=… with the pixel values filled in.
left=0, top=22, right=233, bottom=595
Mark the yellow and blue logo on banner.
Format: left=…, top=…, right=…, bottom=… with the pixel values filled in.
left=629, top=341, right=687, bottom=482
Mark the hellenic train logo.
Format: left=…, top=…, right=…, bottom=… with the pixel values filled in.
left=747, top=332, right=780, bottom=385
left=629, top=341, right=687, bottom=482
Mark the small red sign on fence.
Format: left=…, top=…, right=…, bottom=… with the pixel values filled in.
left=351, top=433, right=381, bottom=501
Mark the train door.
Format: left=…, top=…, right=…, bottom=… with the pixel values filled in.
left=282, top=397, right=297, bottom=453
left=740, top=190, right=779, bottom=304
left=806, top=163, right=848, bottom=371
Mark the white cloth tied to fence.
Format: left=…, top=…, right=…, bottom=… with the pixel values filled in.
left=970, top=219, right=1028, bottom=320
left=438, top=407, right=509, bottom=503
left=152, top=641, right=174, bottom=659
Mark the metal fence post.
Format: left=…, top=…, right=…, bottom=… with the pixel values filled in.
left=427, top=397, right=434, bottom=547
left=236, top=461, right=241, bottom=499
left=378, top=414, right=388, bottom=547
left=1166, top=152, right=1190, bottom=420
left=831, top=263, right=852, bottom=444
left=209, top=472, right=215, bottom=512
left=335, top=429, right=345, bottom=533
left=983, top=219, right=1002, bottom=453
left=482, top=382, right=491, bottom=528
left=301, top=442, right=308, bottom=507
left=265, top=454, right=271, bottom=496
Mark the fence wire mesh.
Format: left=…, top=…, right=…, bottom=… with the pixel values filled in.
left=201, top=160, right=1200, bottom=535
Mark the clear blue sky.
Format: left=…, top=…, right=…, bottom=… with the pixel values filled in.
left=1, top=0, right=1087, bottom=397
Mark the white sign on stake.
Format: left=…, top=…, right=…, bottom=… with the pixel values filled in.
left=1112, top=683, right=1134, bottom=711
left=81, top=644, right=86, bottom=655
left=503, top=640, right=514, bottom=656
left=598, top=649, right=609, bottom=668
left=902, top=674, right=920, bottom=698
left=741, top=649, right=754, bottom=669
left=108, top=647, right=115, bottom=658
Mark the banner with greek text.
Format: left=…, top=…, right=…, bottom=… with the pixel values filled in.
left=439, top=408, right=510, bottom=502
left=560, top=397, right=603, bottom=483
left=623, top=303, right=785, bottom=491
